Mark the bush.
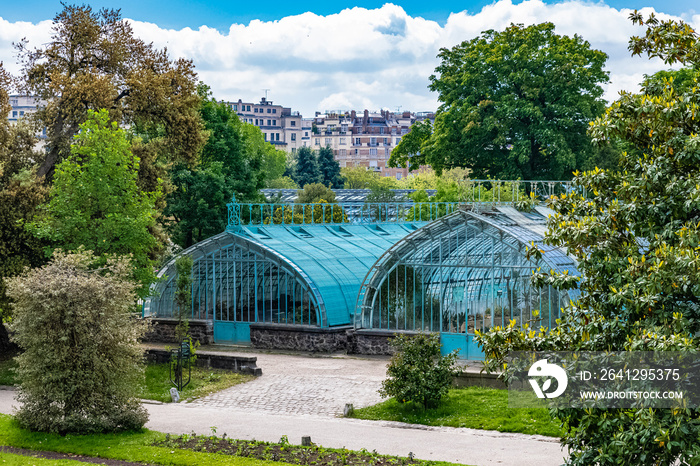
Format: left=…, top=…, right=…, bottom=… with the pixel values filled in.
left=7, top=249, right=148, bottom=434
left=379, top=333, right=458, bottom=409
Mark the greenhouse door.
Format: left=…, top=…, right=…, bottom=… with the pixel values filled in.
left=440, top=333, right=483, bottom=360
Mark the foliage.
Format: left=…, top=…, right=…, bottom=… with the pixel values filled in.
left=29, top=109, right=160, bottom=297
left=293, top=147, right=322, bottom=188
left=396, top=23, right=608, bottom=180
left=317, top=146, right=344, bottom=188
left=380, top=333, right=459, bottom=409
left=16, top=4, right=206, bottom=190
left=388, top=120, right=433, bottom=172
left=296, top=183, right=336, bottom=204
left=0, top=63, right=49, bottom=322
left=476, top=13, right=700, bottom=465
left=164, top=88, right=269, bottom=248
left=266, top=176, right=299, bottom=189
left=341, top=166, right=398, bottom=190
left=352, top=386, right=561, bottom=437
left=6, top=250, right=148, bottom=434
left=268, top=201, right=348, bottom=225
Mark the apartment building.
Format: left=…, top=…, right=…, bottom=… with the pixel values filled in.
left=311, top=109, right=434, bottom=179
left=228, top=97, right=303, bottom=153
left=6, top=95, right=47, bottom=143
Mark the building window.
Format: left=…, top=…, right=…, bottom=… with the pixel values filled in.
left=305, top=132, right=309, bottom=137
left=292, top=148, right=296, bottom=153
left=273, top=109, right=277, bottom=113
left=267, top=120, right=272, bottom=125
left=339, top=149, right=346, bottom=156
left=232, top=104, right=238, bottom=111
left=246, top=105, right=251, bottom=111
left=325, top=138, right=332, bottom=146
left=254, top=108, right=258, bottom=113
left=315, top=138, right=320, bottom=146
left=380, top=127, right=385, bottom=134
left=267, top=108, right=271, bottom=113
left=273, top=120, right=277, bottom=125
left=369, top=148, right=377, bottom=156
left=369, top=160, right=377, bottom=167
left=370, top=137, right=377, bottom=146
left=12, top=111, right=17, bottom=118
left=385, top=148, right=391, bottom=156
left=355, top=137, right=361, bottom=145
left=255, top=119, right=259, bottom=125
left=396, top=137, right=401, bottom=145
left=354, top=149, right=359, bottom=155
left=291, top=133, right=296, bottom=141
left=339, top=138, right=346, bottom=145
left=276, top=133, right=280, bottom=141
left=264, top=133, right=267, bottom=141
left=383, top=137, right=388, bottom=145
left=396, top=173, right=402, bottom=180
left=291, top=121, right=296, bottom=126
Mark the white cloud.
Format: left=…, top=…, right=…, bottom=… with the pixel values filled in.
left=0, top=1, right=696, bottom=117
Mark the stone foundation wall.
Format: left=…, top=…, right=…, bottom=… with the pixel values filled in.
left=142, top=318, right=213, bottom=345
left=250, top=323, right=351, bottom=353
left=347, top=330, right=397, bottom=355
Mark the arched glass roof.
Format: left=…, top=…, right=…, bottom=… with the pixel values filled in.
left=147, top=222, right=426, bottom=327
left=355, top=206, right=579, bottom=333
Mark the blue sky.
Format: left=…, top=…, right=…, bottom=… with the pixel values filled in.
left=1, top=0, right=697, bottom=29
left=1, top=1, right=697, bottom=116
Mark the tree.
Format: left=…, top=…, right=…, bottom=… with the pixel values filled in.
left=389, top=120, right=433, bottom=172
left=0, top=62, right=49, bottom=323
left=476, top=13, right=700, bottom=465
left=293, top=147, right=322, bottom=188
left=16, top=4, right=206, bottom=189
left=29, top=109, right=160, bottom=297
left=296, top=183, right=336, bottom=204
left=164, top=88, right=270, bottom=248
left=341, top=166, right=398, bottom=190
left=317, top=146, right=344, bottom=188
left=7, top=249, right=148, bottom=434
left=395, top=23, right=609, bottom=180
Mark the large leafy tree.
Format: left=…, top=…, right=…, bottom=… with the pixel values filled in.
left=0, top=63, right=48, bottom=324
left=477, top=14, right=700, bottom=465
left=16, top=4, right=206, bottom=190
left=29, top=110, right=159, bottom=297
left=391, top=23, right=609, bottom=180
left=164, top=88, right=274, bottom=248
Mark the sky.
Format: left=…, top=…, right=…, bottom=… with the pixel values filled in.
left=1, top=0, right=699, bottom=117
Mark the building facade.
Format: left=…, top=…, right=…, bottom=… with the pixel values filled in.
left=229, top=97, right=434, bottom=179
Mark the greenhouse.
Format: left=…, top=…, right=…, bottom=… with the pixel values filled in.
left=145, top=180, right=579, bottom=358
left=353, top=205, right=580, bottom=358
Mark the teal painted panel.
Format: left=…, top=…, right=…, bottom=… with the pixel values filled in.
left=440, top=333, right=484, bottom=360
left=440, top=333, right=468, bottom=359
left=214, top=321, right=251, bottom=345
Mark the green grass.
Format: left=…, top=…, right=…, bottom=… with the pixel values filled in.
left=0, top=358, right=18, bottom=386
left=140, top=363, right=254, bottom=402
left=0, top=415, right=468, bottom=466
left=0, top=358, right=252, bottom=402
left=0, top=452, right=88, bottom=465
left=0, top=414, right=289, bottom=466
left=350, top=387, right=563, bottom=438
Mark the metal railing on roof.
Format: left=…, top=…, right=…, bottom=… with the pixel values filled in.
left=228, top=180, right=575, bottom=229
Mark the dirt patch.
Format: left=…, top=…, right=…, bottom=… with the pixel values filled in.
left=0, top=445, right=156, bottom=465
left=156, top=433, right=425, bottom=466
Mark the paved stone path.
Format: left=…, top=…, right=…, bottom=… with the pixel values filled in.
left=188, top=351, right=388, bottom=416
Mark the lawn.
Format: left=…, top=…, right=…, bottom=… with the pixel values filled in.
left=140, top=363, right=254, bottom=402
left=0, top=357, right=253, bottom=403
left=0, top=451, right=90, bottom=465
left=350, top=386, right=563, bottom=438
left=0, top=415, right=468, bottom=466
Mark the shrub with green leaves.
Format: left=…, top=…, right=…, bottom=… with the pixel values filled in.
left=477, top=13, right=700, bottom=465
left=7, top=249, right=148, bottom=434
left=380, top=333, right=458, bottom=409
